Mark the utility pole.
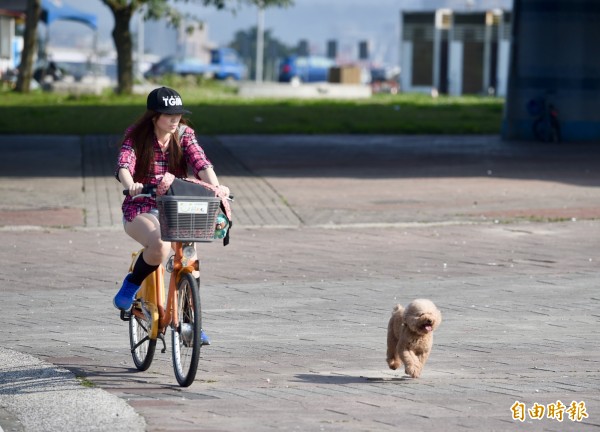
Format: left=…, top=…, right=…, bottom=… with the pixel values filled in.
left=136, top=6, right=144, bottom=80
left=255, top=2, right=265, bottom=83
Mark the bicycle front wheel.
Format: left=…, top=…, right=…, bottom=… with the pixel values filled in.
left=171, top=272, right=202, bottom=387
left=129, top=306, right=157, bottom=371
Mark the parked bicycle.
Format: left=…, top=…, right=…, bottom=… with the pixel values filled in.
left=527, top=93, right=561, bottom=143
left=120, top=181, right=232, bottom=387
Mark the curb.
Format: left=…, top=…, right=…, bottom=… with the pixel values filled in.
left=0, top=347, right=145, bottom=432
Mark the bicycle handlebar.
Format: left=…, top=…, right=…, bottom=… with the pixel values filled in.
left=123, top=185, right=234, bottom=201
left=122, top=185, right=156, bottom=196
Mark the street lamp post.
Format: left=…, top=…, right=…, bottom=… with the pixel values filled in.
left=136, top=7, right=144, bottom=80
left=255, top=3, right=265, bottom=83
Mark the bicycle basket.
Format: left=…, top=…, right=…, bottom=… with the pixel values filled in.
left=157, top=195, right=221, bottom=242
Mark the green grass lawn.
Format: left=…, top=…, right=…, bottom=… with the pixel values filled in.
left=0, top=83, right=504, bottom=135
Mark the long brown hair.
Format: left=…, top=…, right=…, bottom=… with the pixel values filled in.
left=124, top=110, right=188, bottom=181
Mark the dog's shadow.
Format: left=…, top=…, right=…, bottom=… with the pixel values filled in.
left=293, top=373, right=413, bottom=385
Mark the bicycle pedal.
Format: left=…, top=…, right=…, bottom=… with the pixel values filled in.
left=119, top=310, right=131, bottom=321
left=166, top=255, right=174, bottom=273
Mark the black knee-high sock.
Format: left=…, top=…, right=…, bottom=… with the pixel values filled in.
left=128, top=252, right=159, bottom=285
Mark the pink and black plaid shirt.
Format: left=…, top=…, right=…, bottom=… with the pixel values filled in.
left=116, top=125, right=213, bottom=222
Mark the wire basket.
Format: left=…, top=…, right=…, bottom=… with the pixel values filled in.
left=157, top=195, right=221, bottom=242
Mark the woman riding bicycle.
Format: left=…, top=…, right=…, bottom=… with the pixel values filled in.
left=113, top=87, right=229, bottom=344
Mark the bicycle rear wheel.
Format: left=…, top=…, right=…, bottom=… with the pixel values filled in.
left=129, top=306, right=157, bottom=371
left=533, top=117, right=560, bottom=143
left=171, top=272, right=202, bottom=387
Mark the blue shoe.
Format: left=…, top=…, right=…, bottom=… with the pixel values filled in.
left=113, top=275, right=141, bottom=311
left=200, top=329, right=211, bottom=346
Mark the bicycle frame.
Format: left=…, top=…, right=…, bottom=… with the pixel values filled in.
left=527, top=93, right=561, bottom=143
left=130, top=242, right=199, bottom=339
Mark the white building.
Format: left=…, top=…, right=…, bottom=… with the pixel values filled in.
left=400, top=8, right=511, bottom=97
left=0, top=7, right=23, bottom=76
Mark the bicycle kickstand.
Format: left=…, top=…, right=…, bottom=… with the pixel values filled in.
left=158, top=333, right=167, bottom=353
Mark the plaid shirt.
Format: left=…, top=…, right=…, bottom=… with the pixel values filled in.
left=116, top=125, right=213, bottom=222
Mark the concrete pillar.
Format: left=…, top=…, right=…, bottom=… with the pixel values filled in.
left=503, top=0, right=600, bottom=142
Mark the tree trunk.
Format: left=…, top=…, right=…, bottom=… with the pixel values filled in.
left=15, top=0, right=41, bottom=93
left=111, top=5, right=134, bottom=94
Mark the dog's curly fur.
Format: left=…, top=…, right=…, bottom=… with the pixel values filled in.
left=386, top=299, right=442, bottom=378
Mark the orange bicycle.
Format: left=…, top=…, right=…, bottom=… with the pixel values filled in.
left=120, top=185, right=230, bottom=387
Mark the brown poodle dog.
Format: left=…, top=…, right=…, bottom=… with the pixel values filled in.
left=386, top=299, right=442, bottom=378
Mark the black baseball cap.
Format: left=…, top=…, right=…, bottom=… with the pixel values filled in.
left=146, top=87, right=191, bottom=115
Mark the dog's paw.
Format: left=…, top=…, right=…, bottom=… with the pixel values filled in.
left=405, top=365, right=422, bottom=378
left=387, top=359, right=400, bottom=370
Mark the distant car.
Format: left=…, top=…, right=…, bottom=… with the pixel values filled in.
left=209, top=48, right=247, bottom=80
left=370, top=67, right=400, bottom=94
left=144, top=48, right=246, bottom=81
left=278, top=55, right=335, bottom=84
left=144, top=56, right=206, bottom=78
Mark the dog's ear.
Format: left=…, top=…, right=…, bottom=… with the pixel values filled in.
left=402, top=307, right=419, bottom=329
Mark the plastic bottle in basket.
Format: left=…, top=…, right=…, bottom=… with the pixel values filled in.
left=214, top=213, right=229, bottom=239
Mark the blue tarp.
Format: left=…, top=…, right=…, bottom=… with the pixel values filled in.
left=40, top=0, right=98, bottom=30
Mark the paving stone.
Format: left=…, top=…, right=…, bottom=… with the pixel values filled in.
left=0, top=134, right=599, bottom=431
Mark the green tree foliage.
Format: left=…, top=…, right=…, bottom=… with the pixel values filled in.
left=101, top=0, right=294, bottom=94
left=229, top=27, right=296, bottom=81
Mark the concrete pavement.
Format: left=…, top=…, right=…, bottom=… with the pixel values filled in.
left=0, top=134, right=599, bottom=431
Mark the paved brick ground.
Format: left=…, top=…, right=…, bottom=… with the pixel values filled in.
left=0, top=134, right=599, bottom=431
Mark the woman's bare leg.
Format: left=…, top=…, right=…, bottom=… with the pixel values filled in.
left=124, top=213, right=170, bottom=265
